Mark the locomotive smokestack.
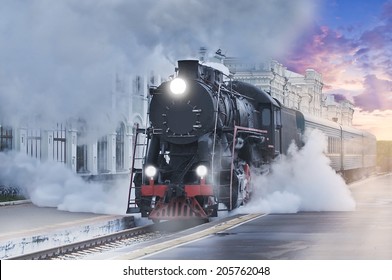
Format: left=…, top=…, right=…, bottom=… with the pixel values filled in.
left=178, top=60, right=200, bottom=79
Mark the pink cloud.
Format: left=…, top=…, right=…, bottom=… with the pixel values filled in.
left=284, top=2, right=392, bottom=112
left=284, top=25, right=358, bottom=87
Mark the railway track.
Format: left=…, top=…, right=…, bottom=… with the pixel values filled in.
left=7, top=219, right=205, bottom=260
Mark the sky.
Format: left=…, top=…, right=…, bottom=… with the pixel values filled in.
left=0, top=0, right=390, bottom=140
left=0, top=0, right=381, bottom=215
left=284, top=0, right=392, bottom=140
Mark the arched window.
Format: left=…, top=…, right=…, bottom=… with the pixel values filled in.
left=27, top=128, right=41, bottom=159
left=0, top=126, right=12, bottom=151
left=53, top=123, right=66, bottom=163
left=76, top=119, right=88, bottom=173
left=116, top=122, right=125, bottom=171
left=98, top=136, right=108, bottom=173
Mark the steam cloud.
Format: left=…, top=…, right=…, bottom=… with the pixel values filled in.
left=237, top=129, right=356, bottom=214
left=0, top=0, right=317, bottom=130
left=0, top=151, right=128, bottom=214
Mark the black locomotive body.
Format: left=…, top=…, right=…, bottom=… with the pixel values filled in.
left=127, top=60, right=304, bottom=220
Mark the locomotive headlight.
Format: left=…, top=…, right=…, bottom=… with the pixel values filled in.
left=170, top=78, right=186, bottom=95
left=196, top=165, right=208, bottom=179
left=145, top=165, right=157, bottom=179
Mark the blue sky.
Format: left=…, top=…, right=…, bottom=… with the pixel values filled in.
left=284, top=0, right=392, bottom=139
left=320, top=0, right=385, bottom=31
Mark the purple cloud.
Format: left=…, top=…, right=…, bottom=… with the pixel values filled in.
left=355, top=48, right=370, bottom=56
left=381, top=0, right=392, bottom=20
left=360, top=25, right=391, bottom=50
left=333, top=93, right=349, bottom=102
left=354, top=75, right=392, bottom=111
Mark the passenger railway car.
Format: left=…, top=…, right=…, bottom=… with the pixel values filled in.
left=126, top=60, right=376, bottom=221
left=304, top=114, right=376, bottom=181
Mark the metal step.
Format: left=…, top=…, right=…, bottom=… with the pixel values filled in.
left=126, top=206, right=140, bottom=214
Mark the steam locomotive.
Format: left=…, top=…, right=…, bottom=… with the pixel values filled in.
left=126, top=60, right=376, bottom=221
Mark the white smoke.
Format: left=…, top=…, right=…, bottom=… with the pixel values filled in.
left=0, top=0, right=318, bottom=129
left=237, top=129, right=356, bottom=214
left=0, top=151, right=129, bottom=214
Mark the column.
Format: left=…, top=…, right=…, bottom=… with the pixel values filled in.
left=87, top=142, right=98, bottom=175
left=107, top=132, right=117, bottom=174
left=41, top=130, right=54, bottom=160
left=15, top=127, right=27, bottom=154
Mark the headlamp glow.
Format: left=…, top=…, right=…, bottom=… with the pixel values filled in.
left=145, top=165, right=157, bottom=178
left=196, top=165, right=208, bottom=178
left=170, top=78, right=186, bottom=95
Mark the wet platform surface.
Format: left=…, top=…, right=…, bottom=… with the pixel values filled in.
left=0, top=203, right=105, bottom=235
left=0, top=203, right=134, bottom=259
left=144, top=174, right=392, bottom=260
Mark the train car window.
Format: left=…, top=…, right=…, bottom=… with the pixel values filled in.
left=275, top=129, right=280, bottom=154
left=333, top=138, right=336, bottom=153
left=274, top=109, right=282, bottom=128
left=336, top=138, right=339, bottom=154
left=262, top=108, right=271, bottom=126
left=332, top=137, right=335, bottom=153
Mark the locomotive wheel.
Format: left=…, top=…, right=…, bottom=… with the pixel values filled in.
left=223, top=173, right=241, bottom=210
left=218, top=170, right=241, bottom=210
left=230, top=174, right=242, bottom=209
left=226, top=163, right=252, bottom=209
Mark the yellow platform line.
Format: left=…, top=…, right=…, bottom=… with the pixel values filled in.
left=115, top=213, right=265, bottom=260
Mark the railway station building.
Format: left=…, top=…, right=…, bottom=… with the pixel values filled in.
left=1, top=55, right=354, bottom=179
left=0, top=72, right=160, bottom=180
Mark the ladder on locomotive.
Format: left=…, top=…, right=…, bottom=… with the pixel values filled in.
left=126, top=125, right=149, bottom=214
left=212, top=130, right=236, bottom=212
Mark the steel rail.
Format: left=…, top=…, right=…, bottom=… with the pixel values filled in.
left=6, top=219, right=205, bottom=260
left=6, top=223, right=158, bottom=260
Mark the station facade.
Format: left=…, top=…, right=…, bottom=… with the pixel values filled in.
left=0, top=72, right=160, bottom=179
left=1, top=56, right=354, bottom=178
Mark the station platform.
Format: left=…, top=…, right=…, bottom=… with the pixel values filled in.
left=142, top=174, right=392, bottom=260
left=0, top=202, right=134, bottom=259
